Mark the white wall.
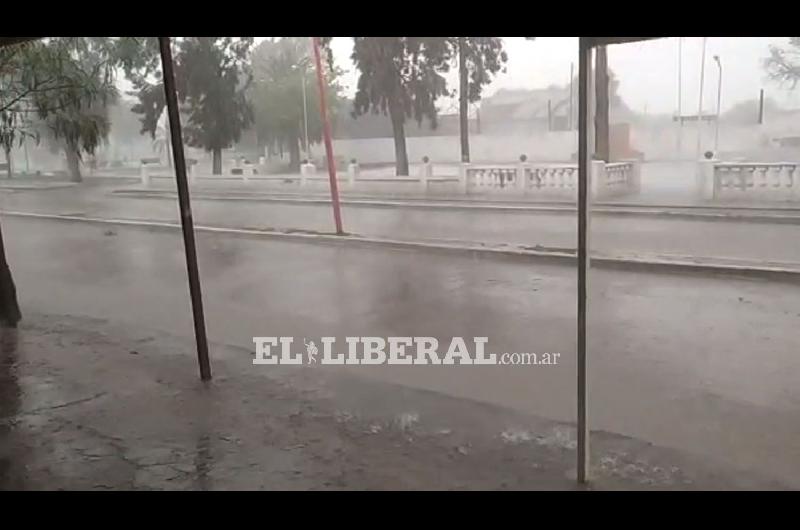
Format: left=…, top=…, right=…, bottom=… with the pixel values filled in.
left=333, top=132, right=578, bottom=165
left=334, top=120, right=800, bottom=167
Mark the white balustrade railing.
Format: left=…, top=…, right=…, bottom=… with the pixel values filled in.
left=599, top=161, right=639, bottom=198
left=462, top=160, right=639, bottom=199
left=525, top=165, right=578, bottom=192
left=136, top=156, right=642, bottom=199
left=698, top=161, right=800, bottom=201
left=465, top=166, right=520, bottom=192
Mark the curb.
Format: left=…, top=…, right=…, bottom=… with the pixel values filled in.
left=4, top=210, right=800, bottom=283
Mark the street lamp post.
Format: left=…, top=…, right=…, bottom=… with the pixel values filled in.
left=696, top=37, right=708, bottom=159
left=713, top=55, right=722, bottom=155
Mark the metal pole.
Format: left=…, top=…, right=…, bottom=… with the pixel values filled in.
left=158, top=36, right=212, bottom=381
left=696, top=37, right=707, bottom=159
left=714, top=55, right=722, bottom=154
left=577, top=37, right=592, bottom=485
left=311, top=37, right=344, bottom=235
left=758, top=88, right=765, bottom=125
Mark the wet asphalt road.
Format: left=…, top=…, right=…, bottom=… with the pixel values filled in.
left=2, top=214, right=799, bottom=487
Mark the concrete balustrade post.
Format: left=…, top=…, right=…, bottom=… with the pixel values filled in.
left=517, top=154, right=529, bottom=193
left=460, top=162, right=470, bottom=194
left=347, top=159, right=359, bottom=188
left=420, top=156, right=432, bottom=193
left=791, top=164, right=800, bottom=201
left=696, top=158, right=717, bottom=200
left=140, top=162, right=150, bottom=186
left=300, top=161, right=315, bottom=187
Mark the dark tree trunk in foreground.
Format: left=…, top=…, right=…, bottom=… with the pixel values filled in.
left=212, top=147, right=222, bottom=175
left=458, top=37, right=470, bottom=163
left=0, top=220, right=21, bottom=328
left=65, top=144, right=83, bottom=182
left=388, top=100, right=409, bottom=176
left=595, top=45, right=610, bottom=161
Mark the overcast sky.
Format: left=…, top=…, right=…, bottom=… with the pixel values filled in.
left=319, top=37, right=800, bottom=115
left=125, top=38, right=799, bottom=117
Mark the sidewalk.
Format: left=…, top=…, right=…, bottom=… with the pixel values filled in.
left=0, top=313, right=787, bottom=490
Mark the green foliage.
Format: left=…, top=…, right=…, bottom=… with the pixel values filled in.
left=1, top=38, right=119, bottom=179
left=351, top=37, right=451, bottom=128
left=129, top=79, right=166, bottom=138
left=32, top=39, right=118, bottom=168
left=249, top=37, right=343, bottom=164
left=176, top=37, right=254, bottom=153
left=121, top=37, right=254, bottom=170
left=452, top=37, right=508, bottom=102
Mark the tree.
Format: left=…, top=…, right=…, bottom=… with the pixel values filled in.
left=1, top=39, right=114, bottom=180
left=250, top=37, right=343, bottom=172
left=1, top=42, right=48, bottom=178
left=764, top=38, right=800, bottom=86
left=595, top=45, right=610, bottom=161
left=0, top=37, right=118, bottom=326
left=350, top=37, right=451, bottom=176
left=37, top=90, right=116, bottom=182
left=21, top=38, right=119, bottom=182
left=0, top=222, right=20, bottom=327
left=123, top=37, right=254, bottom=175
left=451, top=37, right=509, bottom=162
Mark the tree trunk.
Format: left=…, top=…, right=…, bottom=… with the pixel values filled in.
left=288, top=135, right=301, bottom=172
left=3, top=147, right=11, bottom=179
left=595, top=45, right=610, bottom=161
left=65, top=144, right=82, bottom=182
left=388, top=99, right=409, bottom=176
left=458, top=37, right=470, bottom=163
left=165, top=123, right=173, bottom=170
left=212, top=148, right=222, bottom=175
left=0, top=220, right=21, bottom=328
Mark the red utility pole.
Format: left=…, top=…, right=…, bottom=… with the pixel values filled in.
left=311, top=37, right=344, bottom=235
